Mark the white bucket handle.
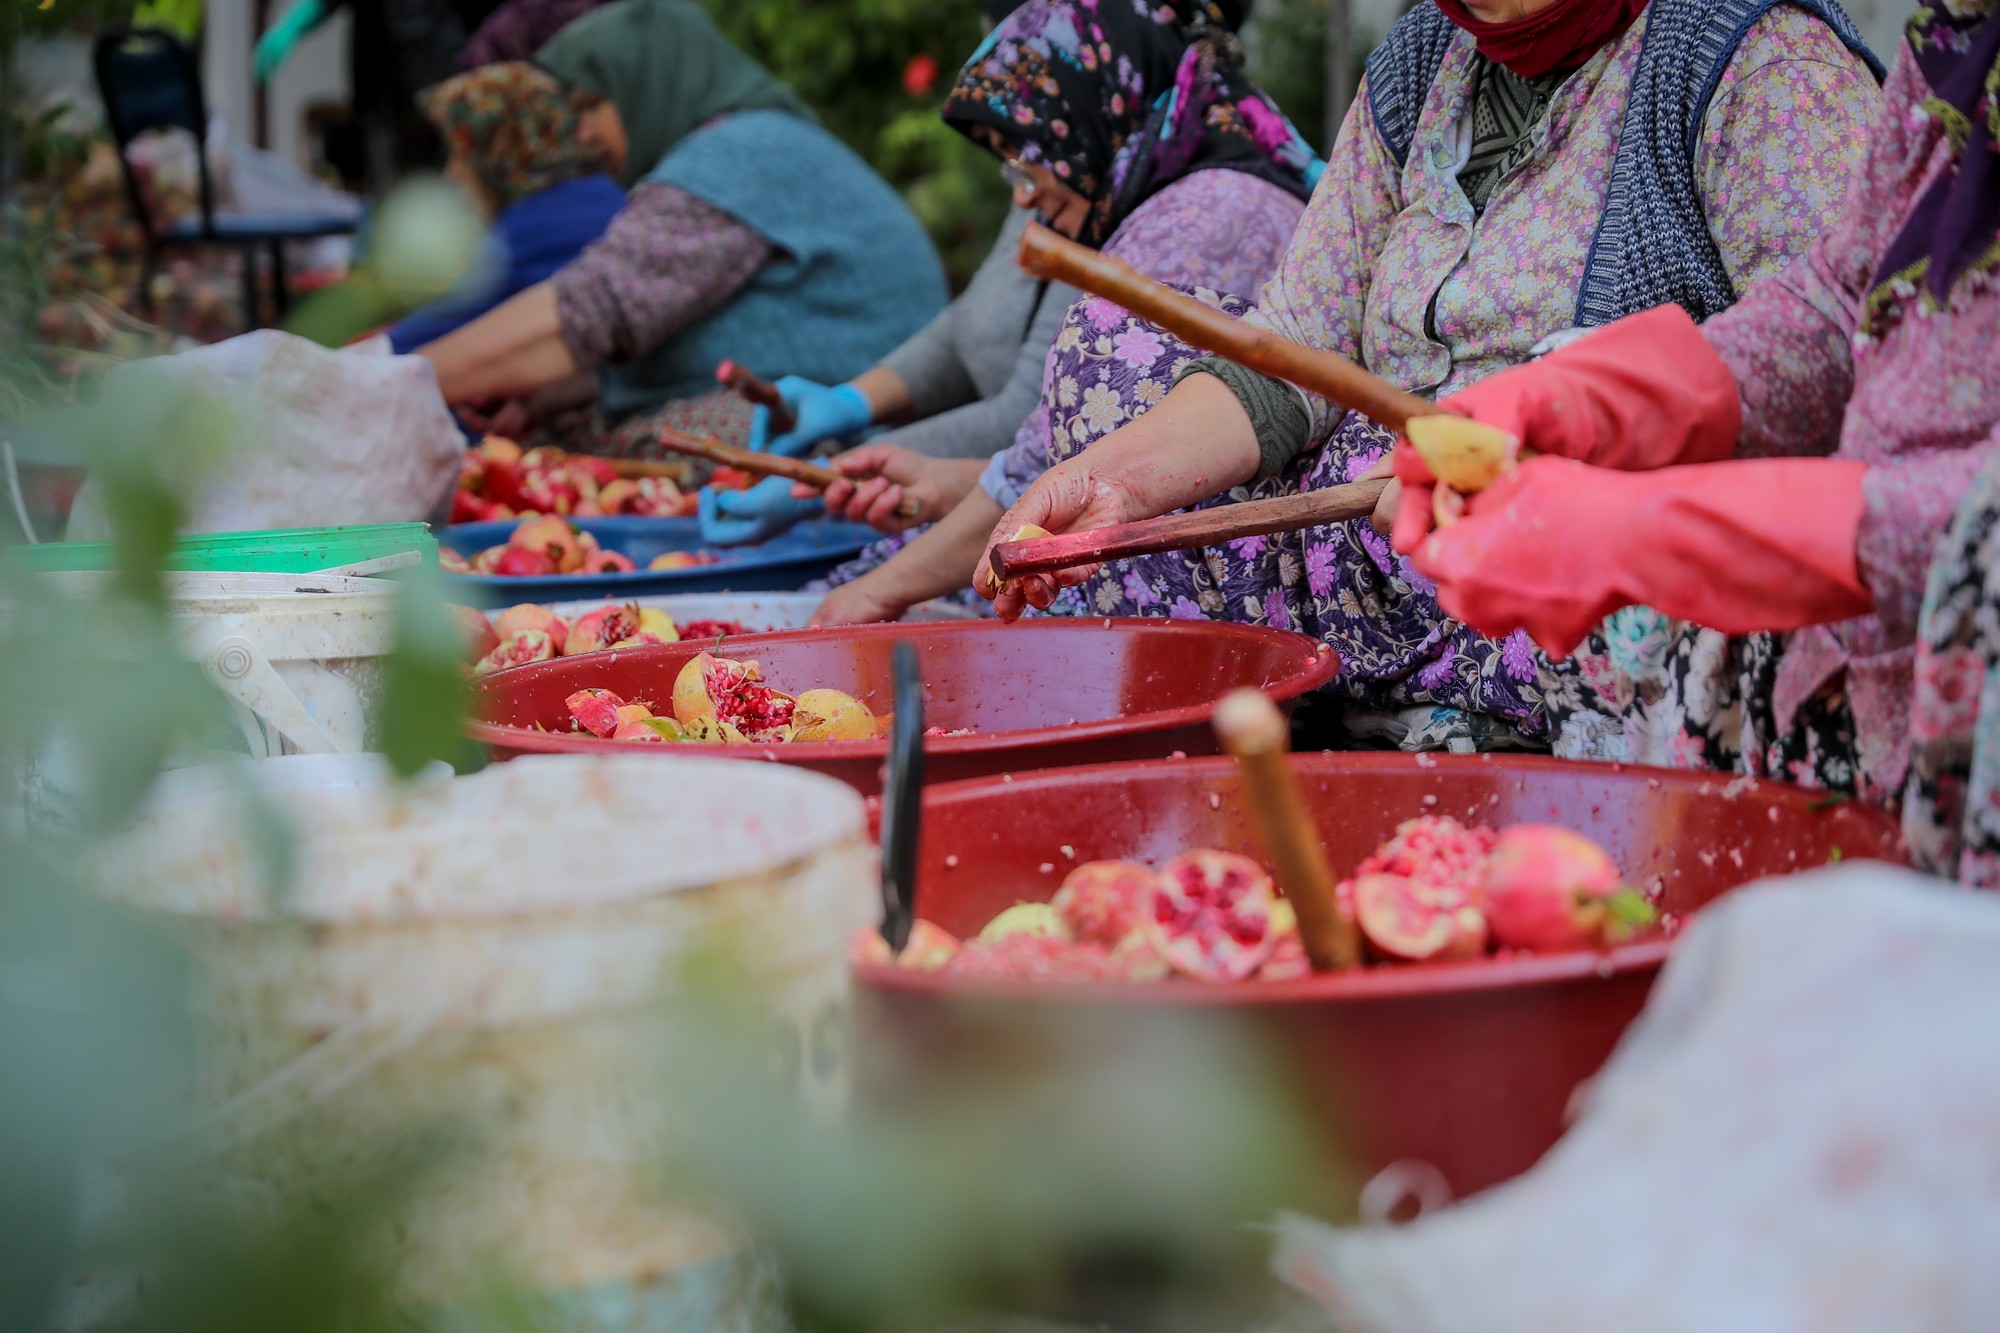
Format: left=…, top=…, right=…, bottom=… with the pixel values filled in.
left=188, top=628, right=341, bottom=754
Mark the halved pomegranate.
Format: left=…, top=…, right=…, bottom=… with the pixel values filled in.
left=581, top=549, right=637, bottom=575
left=567, top=603, right=644, bottom=656
left=1351, top=873, right=1487, bottom=963
left=493, top=604, right=569, bottom=654
left=1145, top=849, right=1279, bottom=982
left=1051, top=860, right=1159, bottom=946
left=510, top=515, right=585, bottom=573
left=671, top=652, right=796, bottom=742
left=451, top=605, right=499, bottom=661
left=473, top=629, right=555, bottom=676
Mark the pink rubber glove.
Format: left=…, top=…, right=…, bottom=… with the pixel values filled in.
left=1412, top=455, right=1874, bottom=658
left=1392, top=306, right=1744, bottom=553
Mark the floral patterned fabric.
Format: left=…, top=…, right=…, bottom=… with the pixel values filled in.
left=1024, top=6, right=1876, bottom=741
left=1906, top=447, right=2000, bottom=887
left=419, top=61, right=602, bottom=209
left=1559, top=42, right=2000, bottom=799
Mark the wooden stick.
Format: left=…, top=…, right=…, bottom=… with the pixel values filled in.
left=1212, top=690, right=1360, bottom=972
left=656, top=427, right=920, bottom=520
left=1018, top=223, right=1436, bottom=434
left=989, top=477, right=1389, bottom=582
left=607, top=457, right=693, bottom=481
left=715, top=360, right=797, bottom=436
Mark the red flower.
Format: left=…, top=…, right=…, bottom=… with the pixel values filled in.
left=903, top=53, right=938, bottom=97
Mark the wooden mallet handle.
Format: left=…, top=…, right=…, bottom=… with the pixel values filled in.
left=656, top=428, right=920, bottom=521
left=716, top=361, right=797, bottom=436
left=1213, top=689, right=1360, bottom=972
left=988, top=477, right=1389, bottom=583
left=1018, top=223, right=1435, bottom=433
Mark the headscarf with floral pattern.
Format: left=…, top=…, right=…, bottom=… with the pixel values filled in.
left=420, top=61, right=605, bottom=211
left=1863, top=0, right=2000, bottom=339
left=943, top=0, right=1320, bottom=248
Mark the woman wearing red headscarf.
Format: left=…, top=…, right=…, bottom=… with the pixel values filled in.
left=967, top=0, right=1880, bottom=756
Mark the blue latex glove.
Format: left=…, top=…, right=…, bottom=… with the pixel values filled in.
left=699, top=476, right=824, bottom=547
left=255, top=0, right=329, bottom=82
left=749, top=377, right=873, bottom=458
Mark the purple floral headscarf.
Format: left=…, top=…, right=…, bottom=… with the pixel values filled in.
left=942, top=0, right=1319, bottom=247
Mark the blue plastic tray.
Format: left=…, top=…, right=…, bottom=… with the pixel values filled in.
left=440, top=516, right=876, bottom=608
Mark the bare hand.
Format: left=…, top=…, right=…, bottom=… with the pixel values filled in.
left=808, top=575, right=912, bottom=627
left=975, top=457, right=1145, bottom=623
left=792, top=444, right=968, bottom=533
left=1358, top=454, right=1402, bottom=536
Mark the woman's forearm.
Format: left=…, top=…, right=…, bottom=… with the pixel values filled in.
left=1088, top=371, right=1262, bottom=515
left=419, top=282, right=580, bottom=405
left=851, top=365, right=915, bottom=425
left=863, top=488, right=1008, bottom=605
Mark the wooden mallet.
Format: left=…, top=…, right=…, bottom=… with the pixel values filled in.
left=655, top=427, right=921, bottom=521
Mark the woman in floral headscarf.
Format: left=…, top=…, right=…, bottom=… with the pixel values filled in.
left=388, top=61, right=623, bottom=352
left=976, top=0, right=1881, bottom=755
left=1339, top=0, right=2000, bottom=886
left=802, top=0, right=1320, bottom=619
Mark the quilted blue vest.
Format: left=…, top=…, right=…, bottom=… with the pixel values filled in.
left=1364, top=0, right=1882, bottom=327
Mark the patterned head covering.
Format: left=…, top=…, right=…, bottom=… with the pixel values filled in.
left=1863, top=0, right=2000, bottom=340
left=943, top=0, right=1319, bottom=247
left=420, top=61, right=605, bottom=210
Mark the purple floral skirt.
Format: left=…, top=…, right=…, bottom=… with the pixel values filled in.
left=1035, top=302, right=1548, bottom=739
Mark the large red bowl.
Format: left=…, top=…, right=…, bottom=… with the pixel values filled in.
left=854, top=753, right=1905, bottom=1207
left=467, top=619, right=1337, bottom=795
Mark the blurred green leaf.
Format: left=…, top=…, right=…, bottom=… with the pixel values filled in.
left=376, top=559, right=478, bottom=778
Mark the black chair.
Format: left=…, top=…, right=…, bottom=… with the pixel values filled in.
left=92, top=26, right=360, bottom=330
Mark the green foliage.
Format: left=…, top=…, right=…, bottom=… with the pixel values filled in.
left=703, top=0, right=1010, bottom=287
left=1244, top=0, right=1332, bottom=155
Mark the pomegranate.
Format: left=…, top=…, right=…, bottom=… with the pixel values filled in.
left=566, top=688, right=625, bottom=737
left=1106, top=928, right=1172, bottom=982
left=582, top=549, right=637, bottom=575
left=1351, top=873, right=1487, bottom=963
left=1483, top=825, right=1649, bottom=952
left=1259, top=899, right=1313, bottom=981
left=849, top=920, right=961, bottom=970
left=979, top=523, right=1053, bottom=595
left=595, top=479, right=640, bottom=514
left=472, top=546, right=507, bottom=575
left=451, top=605, right=499, bottom=660
left=650, top=551, right=720, bottom=571
left=473, top=629, right=555, bottom=676
left=479, top=435, right=523, bottom=466
left=439, top=548, right=474, bottom=575
left=1359, top=815, right=1499, bottom=888
left=518, top=472, right=581, bottom=516
left=946, top=935, right=1116, bottom=984
left=1145, top=850, right=1278, bottom=982
left=573, top=455, right=620, bottom=487
left=1051, top=860, right=1159, bottom=946
left=510, top=515, right=585, bottom=573
left=1404, top=415, right=1518, bottom=492
left=567, top=603, right=644, bottom=656
left=788, top=689, right=876, bottom=742
left=630, top=476, right=690, bottom=516
left=493, top=604, right=569, bottom=654
left=977, top=902, right=1069, bottom=943
left=671, top=653, right=796, bottom=742
left=679, top=619, right=752, bottom=640
left=490, top=546, right=555, bottom=578
left=636, top=608, right=680, bottom=641
left=614, top=702, right=654, bottom=727
left=612, top=718, right=669, bottom=742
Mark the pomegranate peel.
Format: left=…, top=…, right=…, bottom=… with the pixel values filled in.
left=1405, top=415, right=1518, bottom=492
left=565, top=687, right=626, bottom=737
left=980, top=523, right=1053, bottom=595
left=977, top=902, right=1069, bottom=944
left=493, top=604, right=569, bottom=654
left=511, top=515, right=585, bottom=573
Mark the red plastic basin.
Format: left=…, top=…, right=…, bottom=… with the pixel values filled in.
left=854, top=753, right=1905, bottom=1207
left=467, top=619, right=1337, bottom=795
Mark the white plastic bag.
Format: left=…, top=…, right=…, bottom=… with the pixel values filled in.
left=67, top=330, right=462, bottom=539
left=1275, top=864, right=2000, bottom=1333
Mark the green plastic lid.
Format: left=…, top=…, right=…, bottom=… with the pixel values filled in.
left=3, top=524, right=437, bottom=575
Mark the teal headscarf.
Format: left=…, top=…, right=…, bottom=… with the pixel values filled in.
left=535, top=0, right=809, bottom=187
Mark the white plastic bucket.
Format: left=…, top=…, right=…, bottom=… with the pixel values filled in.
left=97, top=754, right=874, bottom=1328
left=31, top=569, right=400, bottom=757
